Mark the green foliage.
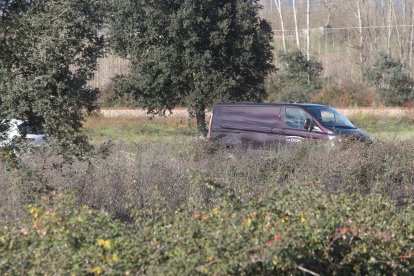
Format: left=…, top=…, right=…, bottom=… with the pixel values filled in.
left=0, top=194, right=130, bottom=274
left=109, top=0, right=274, bottom=134
left=364, top=53, right=414, bottom=106
left=0, top=0, right=108, bottom=158
left=268, top=50, right=323, bottom=103
left=99, top=76, right=137, bottom=108
left=2, top=187, right=414, bottom=274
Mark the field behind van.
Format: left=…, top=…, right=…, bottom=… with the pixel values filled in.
left=1, top=111, right=414, bottom=274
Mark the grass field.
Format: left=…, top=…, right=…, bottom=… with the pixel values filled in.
left=84, top=113, right=414, bottom=143
left=350, top=114, right=414, bottom=139
left=84, top=115, right=197, bottom=143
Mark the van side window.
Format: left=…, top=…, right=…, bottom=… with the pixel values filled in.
left=284, top=107, right=312, bottom=129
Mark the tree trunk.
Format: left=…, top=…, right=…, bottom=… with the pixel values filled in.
left=196, top=109, right=207, bottom=137
left=409, top=4, right=414, bottom=71
left=392, top=0, right=403, bottom=62
left=320, top=0, right=332, bottom=27
left=387, top=0, right=392, bottom=56
left=355, top=0, right=364, bottom=65
left=274, top=0, right=287, bottom=52
left=292, top=0, right=300, bottom=49
left=306, top=0, right=311, bottom=60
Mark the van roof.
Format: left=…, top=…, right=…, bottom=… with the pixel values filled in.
left=213, top=103, right=330, bottom=109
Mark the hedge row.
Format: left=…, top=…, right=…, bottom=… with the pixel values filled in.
left=1, top=184, right=414, bottom=275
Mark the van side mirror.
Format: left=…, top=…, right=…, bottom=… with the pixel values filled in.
left=351, top=120, right=357, bottom=127
left=304, top=119, right=314, bottom=132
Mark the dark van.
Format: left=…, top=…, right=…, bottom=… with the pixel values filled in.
left=208, top=103, right=370, bottom=148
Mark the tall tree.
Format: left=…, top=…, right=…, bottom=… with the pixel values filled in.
left=348, top=0, right=366, bottom=66
left=292, top=0, right=300, bottom=50
left=0, top=0, right=107, bottom=158
left=273, top=0, right=286, bottom=51
left=110, top=0, right=274, bottom=135
left=320, top=0, right=332, bottom=27
left=306, top=0, right=311, bottom=60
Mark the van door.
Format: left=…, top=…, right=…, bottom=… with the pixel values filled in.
left=282, top=107, right=315, bottom=143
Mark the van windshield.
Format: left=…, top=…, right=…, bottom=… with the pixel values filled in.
left=305, top=106, right=356, bottom=129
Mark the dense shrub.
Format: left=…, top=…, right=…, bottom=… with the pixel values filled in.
left=2, top=187, right=414, bottom=274
left=364, top=53, right=414, bottom=106
left=98, top=80, right=136, bottom=108
left=312, top=82, right=379, bottom=107
left=267, top=50, right=323, bottom=103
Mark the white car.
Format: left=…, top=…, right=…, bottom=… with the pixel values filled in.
left=0, top=119, right=47, bottom=147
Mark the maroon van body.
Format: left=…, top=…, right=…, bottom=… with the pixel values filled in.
left=208, top=103, right=370, bottom=148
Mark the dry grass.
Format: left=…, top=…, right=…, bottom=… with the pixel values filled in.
left=2, top=138, right=414, bottom=224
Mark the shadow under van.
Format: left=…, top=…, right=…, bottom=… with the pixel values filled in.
left=208, top=103, right=371, bottom=149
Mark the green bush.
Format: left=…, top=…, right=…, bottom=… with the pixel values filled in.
left=267, top=50, right=323, bottom=103
left=2, top=187, right=414, bottom=275
left=364, top=53, right=414, bottom=106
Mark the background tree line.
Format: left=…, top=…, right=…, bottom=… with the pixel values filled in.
left=261, top=0, right=414, bottom=74
left=260, top=0, right=414, bottom=105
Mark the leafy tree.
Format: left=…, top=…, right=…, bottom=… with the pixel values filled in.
left=109, top=0, right=274, bottom=135
left=364, top=53, right=414, bottom=106
left=0, top=0, right=107, bottom=158
left=268, top=50, right=323, bottom=103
